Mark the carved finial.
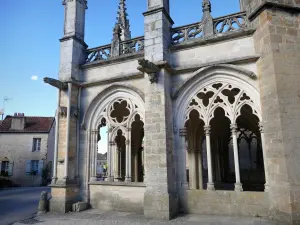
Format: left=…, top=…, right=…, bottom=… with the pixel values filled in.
left=115, top=0, right=131, bottom=41
left=202, top=0, right=211, bottom=12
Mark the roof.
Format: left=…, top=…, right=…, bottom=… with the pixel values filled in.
left=0, top=116, right=54, bottom=133
left=97, top=153, right=107, bottom=160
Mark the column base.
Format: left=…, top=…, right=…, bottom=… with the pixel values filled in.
left=264, top=184, right=270, bottom=192
left=107, top=176, right=114, bottom=182
left=51, top=177, right=58, bottom=185
left=234, top=183, right=243, bottom=192
left=125, top=177, right=131, bottom=182
left=91, top=176, right=97, bottom=182
left=144, top=191, right=178, bottom=220
left=207, top=182, right=215, bottom=190
left=49, top=184, right=80, bottom=213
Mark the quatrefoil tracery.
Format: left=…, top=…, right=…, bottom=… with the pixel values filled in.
left=185, top=82, right=259, bottom=125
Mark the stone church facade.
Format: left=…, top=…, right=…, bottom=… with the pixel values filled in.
left=45, top=0, right=300, bottom=224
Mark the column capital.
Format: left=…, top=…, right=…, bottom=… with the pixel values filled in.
left=127, top=127, right=132, bottom=132
left=230, top=124, right=238, bottom=134
left=204, top=126, right=211, bottom=135
left=109, top=141, right=116, bottom=146
left=179, top=128, right=187, bottom=137
left=259, top=122, right=264, bottom=133
left=125, top=140, right=130, bottom=145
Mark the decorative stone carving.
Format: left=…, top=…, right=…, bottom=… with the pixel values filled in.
left=111, top=24, right=121, bottom=57
left=204, top=126, right=211, bottom=135
left=58, top=107, right=67, bottom=117
left=138, top=59, right=160, bottom=83
left=43, top=77, right=68, bottom=90
left=179, top=128, right=187, bottom=137
left=230, top=124, right=238, bottom=135
left=259, top=122, right=264, bottom=133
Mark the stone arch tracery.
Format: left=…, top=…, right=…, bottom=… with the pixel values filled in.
left=84, top=86, right=145, bottom=183
left=175, top=66, right=268, bottom=192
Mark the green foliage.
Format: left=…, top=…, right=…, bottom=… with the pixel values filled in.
left=0, top=171, right=9, bottom=177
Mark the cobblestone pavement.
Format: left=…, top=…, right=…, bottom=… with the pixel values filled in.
left=13, top=209, right=281, bottom=225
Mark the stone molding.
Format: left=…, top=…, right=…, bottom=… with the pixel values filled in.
left=89, top=181, right=146, bottom=187
left=143, top=7, right=174, bottom=25
left=59, top=35, right=88, bottom=49
left=172, top=64, right=257, bottom=100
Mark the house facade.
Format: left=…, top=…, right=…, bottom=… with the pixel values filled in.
left=46, top=0, right=300, bottom=224
left=0, top=113, right=55, bottom=187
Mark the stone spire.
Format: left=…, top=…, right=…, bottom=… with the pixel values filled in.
left=115, top=0, right=131, bottom=41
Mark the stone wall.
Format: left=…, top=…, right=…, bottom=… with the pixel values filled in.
left=250, top=2, right=300, bottom=224
left=170, top=36, right=256, bottom=69
left=187, top=190, right=270, bottom=217
left=89, top=183, right=146, bottom=212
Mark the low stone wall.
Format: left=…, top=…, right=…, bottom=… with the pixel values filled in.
left=89, top=182, right=146, bottom=213
left=187, top=190, right=270, bottom=218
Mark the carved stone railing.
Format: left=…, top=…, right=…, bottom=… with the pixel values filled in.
left=120, top=36, right=144, bottom=55
left=213, top=12, right=249, bottom=34
left=85, top=36, right=144, bottom=64
left=86, top=44, right=111, bottom=63
left=171, top=12, right=249, bottom=45
left=171, top=22, right=204, bottom=44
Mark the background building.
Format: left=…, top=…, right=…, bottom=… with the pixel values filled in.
left=0, top=113, right=55, bottom=187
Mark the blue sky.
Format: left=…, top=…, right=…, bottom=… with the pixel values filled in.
left=0, top=0, right=240, bottom=118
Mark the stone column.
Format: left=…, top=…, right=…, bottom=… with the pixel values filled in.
left=204, top=126, right=215, bottom=190
left=51, top=96, right=60, bottom=184
left=134, top=151, right=139, bottom=182
left=143, top=0, right=178, bottom=220
left=114, top=145, right=119, bottom=181
left=197, top=149, right=203, bottom=190
left=125, top=139, right=131, bottom=182
left=230, top=124, right=243, bottom=192
left=259, top=122, right=269, bottom=192
left=188, top=151, right=197, bottom=189
left=90, top=130, right=98, bottom=182
left=107, top=141, right=114, bottom=182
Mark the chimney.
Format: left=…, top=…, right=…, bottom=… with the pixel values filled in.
left=11, top=113, right=26, bottom=130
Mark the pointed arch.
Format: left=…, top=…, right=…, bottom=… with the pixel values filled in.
left=81, top=84, right=145, bottom=131
left=174, top=64, right=261, bottom=128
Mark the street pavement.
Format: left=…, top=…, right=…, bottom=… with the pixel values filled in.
left=0, top=186, right=50, bottom=225
left=12, top=209, right=281, bottom=225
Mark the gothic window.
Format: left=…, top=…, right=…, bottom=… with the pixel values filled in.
left=184, top=81, right=265, bottom=192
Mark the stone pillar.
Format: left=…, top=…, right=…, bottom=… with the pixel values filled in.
left=230, top=124, right=243, bottom=192
left=107, top=141, right=115, bottom=181
left=134, top=151, right=139, bottom=182
left=197, top=150, right=203, bottom=190
left=51, top=95, right=60, bottom=185
left=201, top=0, right=213, bottom=37
left=49, top=0, right=87, bottom=213
left=249, top=2, right=300, bottom=222
left=259, top=122, right=270, bottom=192
left=188, top=151, right=197, bottom=189
left=204, top=126, right=215, bottom=190
left=143, top=0, right=178, bottom=220
left=90, top=130, right=98, bottom=181
left=125, top=139, right=131, bottom=182
left=114, top=145, right=119, bottom=181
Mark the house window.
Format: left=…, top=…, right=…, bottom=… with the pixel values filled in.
left=26, top=160, right=44, bottom=175
left=0, top=161, right=14, bottom=176
left=1, top=161, right=9, bottom=174
left=32, top=138, right=41, bottom=152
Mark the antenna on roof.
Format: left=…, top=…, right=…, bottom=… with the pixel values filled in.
left=1, top=96, right=12, bottom=120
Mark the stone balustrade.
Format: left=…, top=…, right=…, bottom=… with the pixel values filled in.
left=85, top=36, right=144, bottom=64
left=171, top=11, right=249, bottom=45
